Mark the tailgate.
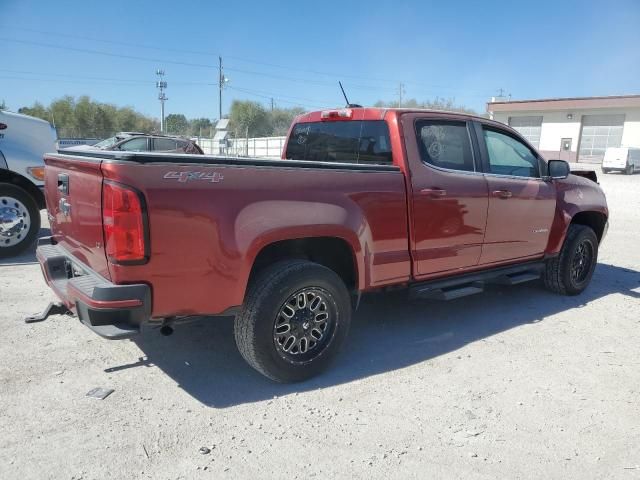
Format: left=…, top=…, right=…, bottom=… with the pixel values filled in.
left=44, top=154, right=111, bottom=280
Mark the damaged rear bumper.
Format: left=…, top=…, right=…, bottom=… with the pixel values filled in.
left=36, top=237, right=151, bottom=339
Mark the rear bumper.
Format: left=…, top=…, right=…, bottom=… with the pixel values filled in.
left=36, top=237, right=151, bottom=339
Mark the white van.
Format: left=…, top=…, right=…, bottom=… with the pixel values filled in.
left=601, top=146, right=640, bottom=175
left=0, top=110, right=57, bottom=257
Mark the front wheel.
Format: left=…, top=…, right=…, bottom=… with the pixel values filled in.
left=0, top=183, right=41, bottom=258
left=543, top=224, right=598, bottom=295
left=234, top=260, right=352, bottom=382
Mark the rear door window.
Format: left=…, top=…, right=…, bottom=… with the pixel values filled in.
left=285, top=120, right=392, bottom=165
left=415, top=120, right=475, bottom=172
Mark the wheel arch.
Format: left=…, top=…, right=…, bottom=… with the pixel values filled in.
left=246, top=236, right=360, bottom=296
left=570, top=210, right=608, bottom=243
left=0, top=168, right=45, bottom=209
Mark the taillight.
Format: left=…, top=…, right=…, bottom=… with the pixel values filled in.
left=320, top=109, right=353, bottom=121
left=102, top=181, right=148, bottom=264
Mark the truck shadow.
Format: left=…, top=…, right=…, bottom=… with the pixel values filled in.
left=122, top=262, right=640, bottom=408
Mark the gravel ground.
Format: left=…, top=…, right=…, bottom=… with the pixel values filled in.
left=1, top=172, right=639, bottom=480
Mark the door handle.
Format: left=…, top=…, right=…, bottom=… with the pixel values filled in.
left=57, top=173, right=69, bottom=194
left=492, top=189, right=513, bottom=199
left=420, top=188, right=447, bottom=197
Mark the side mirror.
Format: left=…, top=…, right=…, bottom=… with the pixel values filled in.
left=548, top=160, right=570, bottom=180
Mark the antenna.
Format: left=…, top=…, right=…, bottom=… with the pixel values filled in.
left=339, top=81, right=350, bottom=106
left=338, top=81, right=362, bottom=108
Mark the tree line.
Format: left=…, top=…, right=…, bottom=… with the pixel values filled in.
left=15, top=95, right=477, bottom=140
left=18, top=96, right=159, bottom=139
left=374, top=97, right=477, bottom=114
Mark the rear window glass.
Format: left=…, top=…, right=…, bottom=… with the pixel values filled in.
left=285, top=120, right=392, bottom=165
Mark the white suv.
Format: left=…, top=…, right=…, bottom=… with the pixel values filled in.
left=0, top=110, right=57, bottom=257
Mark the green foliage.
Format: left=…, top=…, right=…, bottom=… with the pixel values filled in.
left=17, top=96, right=306, bottom=140
left=227, top=100, right=270, bottom=138
left=227, top=101, right=304, bottom=138
left=165, top=113, right=189, bottom=135
left=18, top=96, right=160, bottom=138
left=270, top=107, right=305, bottom=136
left=190, top=117, right=214, bottom=137
left=374, top=97, right=477, bottom=115
left=0, top=99, right=6, bottom=110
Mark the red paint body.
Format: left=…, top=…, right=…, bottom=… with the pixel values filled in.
left=41, top=109, right=608, bottom=319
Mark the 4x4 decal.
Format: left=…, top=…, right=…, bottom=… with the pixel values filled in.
left=163, top=171, right=224, bottom=183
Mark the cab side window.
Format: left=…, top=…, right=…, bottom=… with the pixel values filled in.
left=483, top=128, right=540, bottom=178
left=415, top=121, right=475, bottom=172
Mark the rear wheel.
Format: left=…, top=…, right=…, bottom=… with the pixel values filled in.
left=601, top=168, right=610, bottom=174
left=625, top=164, right=633, bottom=175
left=0, top=183, right=40, bottom=258
left=235, top=260, right=352, bottom=382
left=543, top=224, right=598, bottom=295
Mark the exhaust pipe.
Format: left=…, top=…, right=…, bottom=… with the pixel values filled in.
left=160, top=325, right=174, bottom=336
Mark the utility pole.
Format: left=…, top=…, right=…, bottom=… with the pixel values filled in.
left=398, top=82, right=405, bottom=107
left=271, top=97, right=274, bottom=112
left=156, top=69, right=167, bottom=132
left=218, top=57, right=223, bottom=120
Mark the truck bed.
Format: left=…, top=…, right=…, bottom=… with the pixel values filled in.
left=43, top=150, right=410, bottom=318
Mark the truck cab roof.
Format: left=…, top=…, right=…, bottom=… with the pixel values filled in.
left=293, top=106, right=501, bottom=128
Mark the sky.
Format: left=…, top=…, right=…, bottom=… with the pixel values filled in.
left=1, top=0, right=639, bottom=120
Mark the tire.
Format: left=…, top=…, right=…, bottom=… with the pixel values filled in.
left=543, top=224, right=598, bottom=296
left=625, top=164, right=633, bottom=175
left=0, top=183, right=41, bottom=258
left=235, top=260, right=352, bottom=383
left=601, top=168, right=609, bottom=174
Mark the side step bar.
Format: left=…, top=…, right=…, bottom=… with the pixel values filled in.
left=410, top=261, right=545, bottom=301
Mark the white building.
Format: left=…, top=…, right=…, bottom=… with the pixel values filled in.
left=487, top=95, right=640, bottom=163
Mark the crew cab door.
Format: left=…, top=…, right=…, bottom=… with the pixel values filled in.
left=401, top=114, right=489, bottom=278
left=474, top=122, right=556, bottom=264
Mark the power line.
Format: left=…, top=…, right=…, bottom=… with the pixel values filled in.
left=1, top=26, right=405, bottom=84
left=1, top=37, right=396, bottom=92
left=1, top=37, right=218, bottom=68
left=2, top=35, right=488, bottom=97
left=0, top=68, right=216, bottom=85
left=228, top=85, right=335, bottom=105
left=226, top=86, right=327, bottom=110
left=3, top=26, right=495, bottom=95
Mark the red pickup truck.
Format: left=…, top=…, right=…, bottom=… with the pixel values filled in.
left=33, top=107, right=608, bottom=382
